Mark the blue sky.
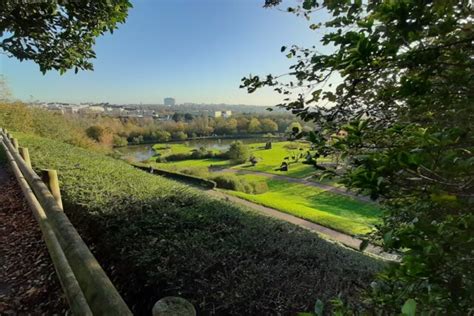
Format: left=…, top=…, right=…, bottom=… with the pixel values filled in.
left=1, top=0, right=328, bottom=106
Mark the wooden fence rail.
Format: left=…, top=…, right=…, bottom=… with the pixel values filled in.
left=0, top=128, right=133, bottom=316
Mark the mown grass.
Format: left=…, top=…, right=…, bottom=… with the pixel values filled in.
left=15, top=132, right=383, bottom=315
left=150, top=140, right=332, bottom=179
left=152, top=157, right=231, bottom=169
left=226, top=178, right=381, bottom=235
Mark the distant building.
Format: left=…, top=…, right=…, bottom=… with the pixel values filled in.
left=164, top=97, right=176, bottom=106
left=214, top=110, right=232, bottom=118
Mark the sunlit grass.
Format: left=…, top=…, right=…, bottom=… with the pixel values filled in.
left=226, top=178, right=381, bottom=235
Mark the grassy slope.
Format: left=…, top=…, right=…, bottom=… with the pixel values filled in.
left=16, top=133, right=382, bottom=315
left=226, top=177, right=381, bottom=235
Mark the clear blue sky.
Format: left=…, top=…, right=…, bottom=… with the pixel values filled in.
left=1, top=0, right=328, bottom=106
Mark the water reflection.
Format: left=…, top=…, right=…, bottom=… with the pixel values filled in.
left=117, top=137, right=276, bottom=162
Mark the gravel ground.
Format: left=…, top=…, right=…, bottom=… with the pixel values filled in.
left=0, top=165, right=68, bottom=315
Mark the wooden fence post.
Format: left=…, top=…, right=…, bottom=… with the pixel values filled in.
left=19, top=147, right=32, bottom=169
left=41, top=169, right=64, bottom=210
left=11, top=138, right=19, bottom=151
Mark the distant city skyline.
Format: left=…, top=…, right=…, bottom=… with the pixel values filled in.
left=1, top=1, right=330, bottom=106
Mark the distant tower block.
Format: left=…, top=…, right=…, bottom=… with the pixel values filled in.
left=164, top=97, right=176, bottom=106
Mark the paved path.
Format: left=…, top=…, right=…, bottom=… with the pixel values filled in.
left=219, top=168, right=374, bottom=203
left=206, top=189, right=398, bottom=261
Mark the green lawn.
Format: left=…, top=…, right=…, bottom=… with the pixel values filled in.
left=226, top=178, right=380, bottom=235
left=145, top=141, right=372, bottom=235
left=234, top=141, right=333, bottom=178
left=150, top=140, right=332, bottom=179
left=152, top=158, right=231, bottom=169
left=152, top=143, right=193, bottom=157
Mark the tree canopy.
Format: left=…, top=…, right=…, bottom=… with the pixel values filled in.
left=245, top=0, right=473, bottom=314
left=0, top=0, right=132, bottom=73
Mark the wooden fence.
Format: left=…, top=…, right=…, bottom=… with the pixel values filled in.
left=0, top=128, right=133, bottom=316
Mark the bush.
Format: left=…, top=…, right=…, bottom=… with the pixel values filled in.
left=113, top=135, right=128, bottom=147
left=165, top=152, right=191, bottom=162
left=226, top=141, right=249, bottom=164
left=152, top=130, right=171, bottom=142
left=172, top=131, right=187, bottom=141
left=16, top=132, right=383, bottom=315
left=178, top=166, right=210, bottom=178
left=249, top=181, right=269, bottom=194
left=210, top=173, right=268, bottom=194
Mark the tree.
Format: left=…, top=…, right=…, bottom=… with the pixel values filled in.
left=86, top=125, right=106, bottom=142
left=172, top=113, right=184, bottom=122
left=247, top=118, right=262, bottom=133
left=1, top=1, right=132, bottom=74
left=215, top=118, right=238, bottom=135
left=172, top=131, right=187, bottom=141
left=184, top=113, right=194, bottom=121
left=260, top=118, right=278, bottom=133
left=152, top=130, right=171, bottom=142
left=244, top=0, right=473, bottom=314
left=187, top=116, right=214, bottom=136
left=113, top=135, right=128, bottom=147
left=285, top=122, right=302, bottom=139
left=236, top=116, right=250, bottom=133
left=226, top=141, right=250, bottom=164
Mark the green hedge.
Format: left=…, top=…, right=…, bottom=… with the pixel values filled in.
left=132, top=163, right=216, bottom=189
left=15, top=132, right=383, bottom=315
left=210, top=173, right=269, bottom=194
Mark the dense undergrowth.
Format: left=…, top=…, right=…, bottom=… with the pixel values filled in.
left=0, top=103, right=102, bottom=151
left=15, top=132, right=383, bottom=315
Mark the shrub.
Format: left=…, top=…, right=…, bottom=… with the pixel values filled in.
left=226, top=141, right=249, bottom=164
left=284, top=142, right=300, bottom=150
left=249, top=181, right=269, bottom=194
left=178, top=166, right=210, bottom=178
left=249, top=155, right=258, bottom=166
left=190, top=147, right=210, bottom=159
left=113, top=135, right=128, bottom=147
left=172, top=131, right=187, bottom=141
left=152, top=130, right=171, bottom=142
left=210, top=173, right=268, bottom=194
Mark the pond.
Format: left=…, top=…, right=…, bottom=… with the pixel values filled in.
left=116, top=137, right=277, bottom=162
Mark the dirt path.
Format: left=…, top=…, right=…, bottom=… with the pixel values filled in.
left=0, top=164, right=67, bottom=315
left=219, top=168, right=374, bottom=203
left=206, top=189, right=398, bottom=261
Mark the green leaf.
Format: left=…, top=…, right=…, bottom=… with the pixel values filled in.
left=402, top=299, right=417, bottom=316
left=314, top=299, right=324, bottom=316
left=302, top=0, right=315, bottom=10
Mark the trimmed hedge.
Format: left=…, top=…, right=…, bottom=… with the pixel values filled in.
left=16, top=132, right=383, bottom=315
left=210, top=173, right=269, bottom=194
left=132, top=163, right=216, bottom=189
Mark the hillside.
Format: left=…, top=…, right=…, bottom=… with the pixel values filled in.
left=14, top=132, right=383, bottom=315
